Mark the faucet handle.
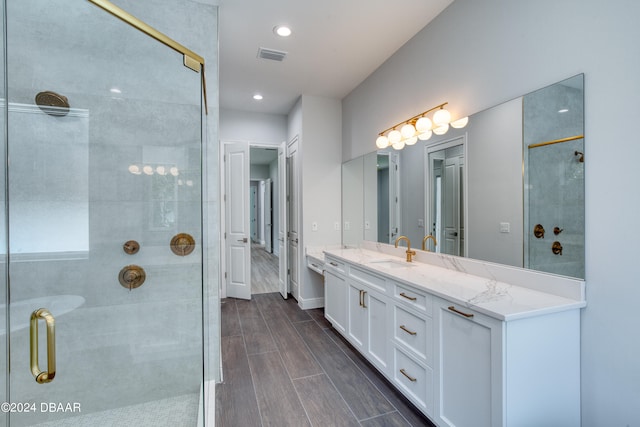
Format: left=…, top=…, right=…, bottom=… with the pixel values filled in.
left=406, top=249, right=416, bottom=262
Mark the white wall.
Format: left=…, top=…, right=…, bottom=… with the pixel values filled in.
left=220, top=108, right=287, bottom=144
left=342, top=0, right=640, bottom=424
left=287, top=95, right=342, bottom=307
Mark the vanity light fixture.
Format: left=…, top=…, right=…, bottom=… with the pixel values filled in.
left=375, top=102, right=469, bottom=150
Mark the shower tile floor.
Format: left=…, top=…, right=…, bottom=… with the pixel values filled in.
left=216, top=292, right=435, bottom=426
left=32, top=393, right=199, bottom=427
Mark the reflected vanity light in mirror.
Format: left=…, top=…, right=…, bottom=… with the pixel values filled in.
left=375, top=102, right=468, bottom=150
left=129, top=164, right=180, bottom=176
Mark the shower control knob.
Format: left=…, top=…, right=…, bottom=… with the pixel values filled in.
left=118, top=265, right=146, bottom=290
left=123, top=240, right=140, bottom=254
left=552, top=241, right=563, bottom=256
left=170, top=233, right=196, bottom=256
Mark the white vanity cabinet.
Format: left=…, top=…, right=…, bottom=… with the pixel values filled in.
left=322, top=248, right=583, bottom=427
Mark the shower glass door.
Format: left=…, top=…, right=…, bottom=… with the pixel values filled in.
left=4, top=0, right=204, bottom=425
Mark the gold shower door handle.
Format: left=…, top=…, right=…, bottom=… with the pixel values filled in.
left=30, top=308, right=56, bottom=384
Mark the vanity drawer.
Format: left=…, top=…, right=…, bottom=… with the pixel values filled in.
left=394, top=306, right=432, bottom=365
left=394, top=283, right=432, bottom=315
left=350, top=265, right=387, bottom=293
left=325, top=257, right=346, bottom=274
left=393, top=347, right=433, bottom=414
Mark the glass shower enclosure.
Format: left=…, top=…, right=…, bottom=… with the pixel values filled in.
left=2, top=0, right=207, bottom=425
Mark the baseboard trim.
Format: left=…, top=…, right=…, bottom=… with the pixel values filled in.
left=298, top=296, right=324, bottom=310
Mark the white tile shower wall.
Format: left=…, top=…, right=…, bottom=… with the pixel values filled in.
left=5, top=0, right=218, bottom=425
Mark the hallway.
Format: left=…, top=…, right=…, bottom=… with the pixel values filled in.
left=216, top=293, right=434, bottom=426
left=251, top=243, right=279, bottom=294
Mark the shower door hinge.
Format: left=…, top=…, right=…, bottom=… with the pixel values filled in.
left=287, top=268, right=290, bottom=276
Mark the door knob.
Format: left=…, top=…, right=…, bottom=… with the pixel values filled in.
left=237, top=237, right=248, bottom=243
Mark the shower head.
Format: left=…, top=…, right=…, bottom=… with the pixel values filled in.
left=35, top=91, right=70, bottom=116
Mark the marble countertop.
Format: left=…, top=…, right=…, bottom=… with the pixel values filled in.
left=323, top=246, right=586, bottom=322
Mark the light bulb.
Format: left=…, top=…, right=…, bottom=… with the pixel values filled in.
left=128, top=165, right=141, bottom=175
left=451, top=117, right=469, bottom=129
left=416, top=117, right=432, bottom=133
left=405, top=136, right=418, bottom=146
left=401, top=123, right=416, bottom=139
left=392, top=140, right=405, bottom=150
left=143, top=165, right=154, bottom=175
left=433, top=124, right=449, bottom=135
left=388, top=130, right=402, bottom=144
left=156, top=166, right=166, bottom=175
left=376, top=135, right=389, bottom=149
left=418, top=130, right=433, bottom=141
left=433, top=108, right=451, bottom=126
left=170, top=167, right=179, bottom=176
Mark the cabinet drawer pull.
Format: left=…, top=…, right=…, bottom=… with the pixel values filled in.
left=362, top=290, right=367, bottom=309
left=359, top=290, right=363, bottom=307
left=400, top=368, right=417, bottom=382
left=448, top=305, right=474, bottom=318
left=399, top=325, right=417, bottom=335
left=399, top=292, right=417, bottom=301
left=329, top=262, right=338, bottom=267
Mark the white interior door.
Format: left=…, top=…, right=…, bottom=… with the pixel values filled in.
left=287, top=137, right=300, bottom=300
left=265, top=178, right=272, bottom=252
left=278, top=142, right=288, bottom=299
left=442, top=156, right=461, bottom=255
left=225, top=142, right=251, bottom=300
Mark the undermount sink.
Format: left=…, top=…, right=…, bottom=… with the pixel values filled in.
left=368, top=259, right=416, bottom=269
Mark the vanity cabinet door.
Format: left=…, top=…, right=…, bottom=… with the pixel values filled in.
left=436, top=300, right=503, bottom=427
left=347, top=281, right=389, bottom=372
left=324, top=268, right=347, bottom=333
left=347, top=282, right=367, bottom=351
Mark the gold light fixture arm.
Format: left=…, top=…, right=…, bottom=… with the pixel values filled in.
left=30, top=308, right=56, bottom=384
left=88, top=0, right=208, bottom=114
left=378, top=102, right=448, bottom=136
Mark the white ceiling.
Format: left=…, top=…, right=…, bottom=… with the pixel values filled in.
left=218, top=0, right=454, bottom=115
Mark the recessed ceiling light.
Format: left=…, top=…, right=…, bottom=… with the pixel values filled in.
left=558, top=108, right=569, bottom=113
left=274, top=25, right=292, bottom=37
left=110, top=87, right=122, bottom=94
left=253, top=94, right=263, bottom=100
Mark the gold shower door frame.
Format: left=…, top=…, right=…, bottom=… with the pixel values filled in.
left=88, top=0, right=208, bottom=114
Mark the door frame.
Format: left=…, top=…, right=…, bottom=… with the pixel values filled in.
left=424, top=135, right=468, bottom=256
left=220, top=140, right=285, bottom=299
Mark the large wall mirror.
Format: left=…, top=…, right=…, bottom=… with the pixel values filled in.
left=342, top=74, right=584, bottom=279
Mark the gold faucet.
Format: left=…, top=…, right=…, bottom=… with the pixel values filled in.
left=422, top=234, right=437, bottom=251
left=395, top=235, right=416, bottom=262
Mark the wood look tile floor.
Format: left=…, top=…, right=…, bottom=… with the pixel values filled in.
left=216, top=293, right=435, bottom=427
left=251, top=243, right=280, bottom=294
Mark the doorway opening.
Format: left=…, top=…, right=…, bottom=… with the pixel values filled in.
left=249, top=146, right=280, bottom=295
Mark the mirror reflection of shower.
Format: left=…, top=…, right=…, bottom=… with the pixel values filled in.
left=524, top=74, right=585, bottom=278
